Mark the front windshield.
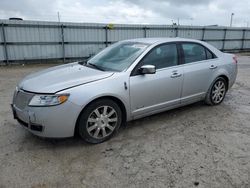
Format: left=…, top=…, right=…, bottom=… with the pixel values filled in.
left=87, top=41, right=149, bottom=72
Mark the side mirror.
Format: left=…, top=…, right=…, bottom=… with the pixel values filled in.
left=139, top=65, right=156, bottom=74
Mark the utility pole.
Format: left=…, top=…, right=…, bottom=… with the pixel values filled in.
left=57, top=12, right=61, bottom=23
left=230, top=13, right=234, bottom=27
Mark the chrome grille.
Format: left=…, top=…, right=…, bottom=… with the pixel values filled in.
left=14, top=90, right=34, bottom=110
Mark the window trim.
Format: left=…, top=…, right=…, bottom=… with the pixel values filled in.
left=205, top=48, right=215, bottom=60
left=179, top=41, right=217, bottom=65
left=130, top=42, right=181, bottom=76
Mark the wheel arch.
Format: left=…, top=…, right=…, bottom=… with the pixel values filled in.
left=205, top=74, right=229, bottom=105
left=74, top=95, right=128, bottom=136
left=217, top=74, right=229, bottom=90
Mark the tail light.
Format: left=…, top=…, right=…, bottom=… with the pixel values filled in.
left=233, top=55, right=238, bottom=64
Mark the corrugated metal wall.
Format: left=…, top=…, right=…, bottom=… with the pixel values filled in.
left=0, top=19, right=250, bottom=64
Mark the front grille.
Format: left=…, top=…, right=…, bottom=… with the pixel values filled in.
left=14, top=90, right=34, bottom=110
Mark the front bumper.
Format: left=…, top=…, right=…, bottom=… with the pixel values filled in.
left=11, top=101, right=82, bottom=138
left=11, top=104, right=44, bottom=132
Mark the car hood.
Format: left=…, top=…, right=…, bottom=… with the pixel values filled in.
left=18, top=62, right=114, bottom=93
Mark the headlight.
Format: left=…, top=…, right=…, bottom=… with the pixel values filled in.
left=29, top=94, right=69, bottom=107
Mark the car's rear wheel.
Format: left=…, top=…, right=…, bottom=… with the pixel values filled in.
left=205, top=77, right=227, bottom=105
left=78, top=99, right=122, bottom=144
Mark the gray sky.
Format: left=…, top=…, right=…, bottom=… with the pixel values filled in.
left=0, top=0, right=249, bottom=27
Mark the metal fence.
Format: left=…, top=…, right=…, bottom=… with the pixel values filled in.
left=1, top=19, right=250, bottom=65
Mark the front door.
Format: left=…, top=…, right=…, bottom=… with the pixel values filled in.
left=129, top=43, right=183, bottom=118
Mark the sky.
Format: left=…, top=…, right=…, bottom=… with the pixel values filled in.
left=0, top=0, right=249, bottom=27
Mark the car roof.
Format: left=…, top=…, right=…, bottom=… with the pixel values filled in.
left=123, top=37, right=202, bottom=45
left=123, top=37, right=223, bottom=57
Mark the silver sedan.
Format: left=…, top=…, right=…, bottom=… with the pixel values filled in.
left=12, top=38, right=238, bottom=143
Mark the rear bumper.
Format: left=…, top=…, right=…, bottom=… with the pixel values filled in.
left=11, top=101, right=82, bottom=138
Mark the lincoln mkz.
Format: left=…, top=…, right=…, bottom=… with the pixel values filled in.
left=12, top=38, right=238, bottom=143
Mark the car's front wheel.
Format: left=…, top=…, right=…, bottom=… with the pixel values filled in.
left=78, top=99, right=122, bottom=144
left=205, top=77, right=227, bottom=105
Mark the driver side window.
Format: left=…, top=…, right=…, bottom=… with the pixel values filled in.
left=140, top=43, right=178, bottom=69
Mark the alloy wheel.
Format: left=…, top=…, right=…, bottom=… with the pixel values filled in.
left=211, top=80, right=226, bottom=104
left=86, top=106, right=118, bottom=139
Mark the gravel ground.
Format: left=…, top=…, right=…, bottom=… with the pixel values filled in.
left=0, top=56, right=250, bottom=188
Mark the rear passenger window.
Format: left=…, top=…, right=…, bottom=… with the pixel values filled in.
left=182, top=43, right=206, bottom=63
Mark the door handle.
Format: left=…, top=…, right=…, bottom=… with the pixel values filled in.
left=171, top=72, right=182, bottom=78
left=209, top=65, right=217, bottom=69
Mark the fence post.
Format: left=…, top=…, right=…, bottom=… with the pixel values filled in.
left=222, top=28, right=227, bottom=51
left=201, top=27, right=205, bottom=41
left=1, top=23, right=9, bottom=65
left=175, top=27, right=178, bottom=37
left=143, top=26, right=147, bottom=38
left=241, top=29, right=246, bottom=50
left=60, top=24, right=65, bottom=63
left=105, top=26, right=108, bottom=47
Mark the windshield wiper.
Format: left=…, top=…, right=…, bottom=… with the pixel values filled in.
left=78, top=60, right=104, bottom=71
left=87, top=63, right=105, bottom=71
left=78, top=59, right=88, bottom=65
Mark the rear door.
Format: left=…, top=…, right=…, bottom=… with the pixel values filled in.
left=180, top=42, right=219, bottom=103
left=129, top=43, right=184, bottom=118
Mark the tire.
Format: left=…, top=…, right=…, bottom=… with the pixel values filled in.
left=78, top=99, right=122, bottom=144
left=205, top=77, right=227, bottom=105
